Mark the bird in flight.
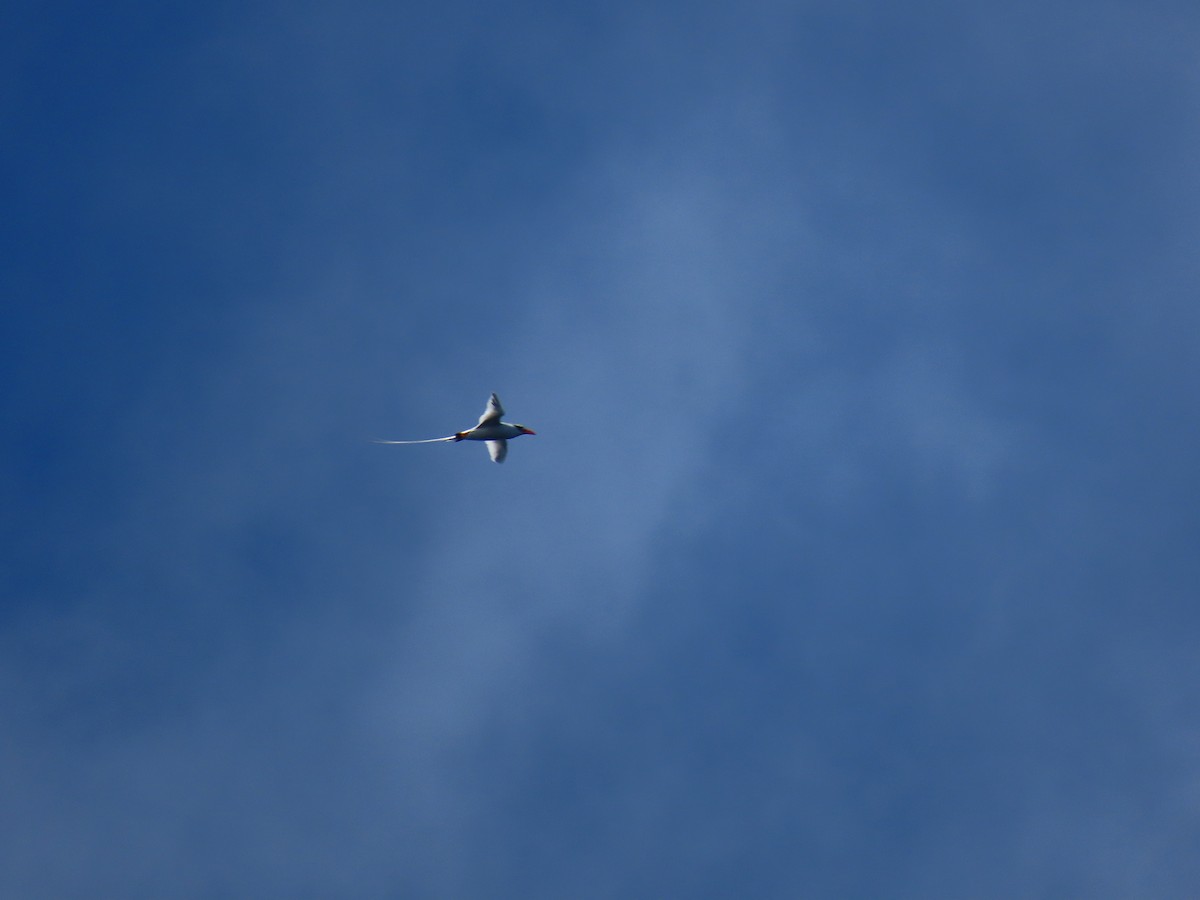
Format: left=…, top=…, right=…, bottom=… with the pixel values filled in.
left=374, top=393, right=536, bottom=463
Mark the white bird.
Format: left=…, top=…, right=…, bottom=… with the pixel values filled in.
left=374, top=393, right=536, bottom=463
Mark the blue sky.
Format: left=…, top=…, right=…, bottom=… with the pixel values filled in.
left=4, top=1, right=1200, bottom=896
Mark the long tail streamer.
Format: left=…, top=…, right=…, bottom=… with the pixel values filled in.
left=372, top=436, right=456, bottom=444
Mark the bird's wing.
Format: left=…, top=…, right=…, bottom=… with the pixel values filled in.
left=372, top=436, right=456, bottom=444
left=477, top=392, right=504, bottom=427
left=486, top=439, right=508, bottom=463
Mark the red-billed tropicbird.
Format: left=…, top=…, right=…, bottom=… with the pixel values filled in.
left=374, top=393, right=535, bottom=463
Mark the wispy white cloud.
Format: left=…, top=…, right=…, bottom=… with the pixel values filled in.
left=4, top=1, right=1200, bottom=896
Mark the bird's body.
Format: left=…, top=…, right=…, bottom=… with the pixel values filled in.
left=375, top=393, right=535, bottom=463
left=454, top=422, right=531, bottom=441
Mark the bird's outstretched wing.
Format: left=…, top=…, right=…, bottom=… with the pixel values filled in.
left=486, top=439, right=508, bottom=463
left=477, top=393, right=504, bottom=427
left=372, top=436, right=456, bottom=444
